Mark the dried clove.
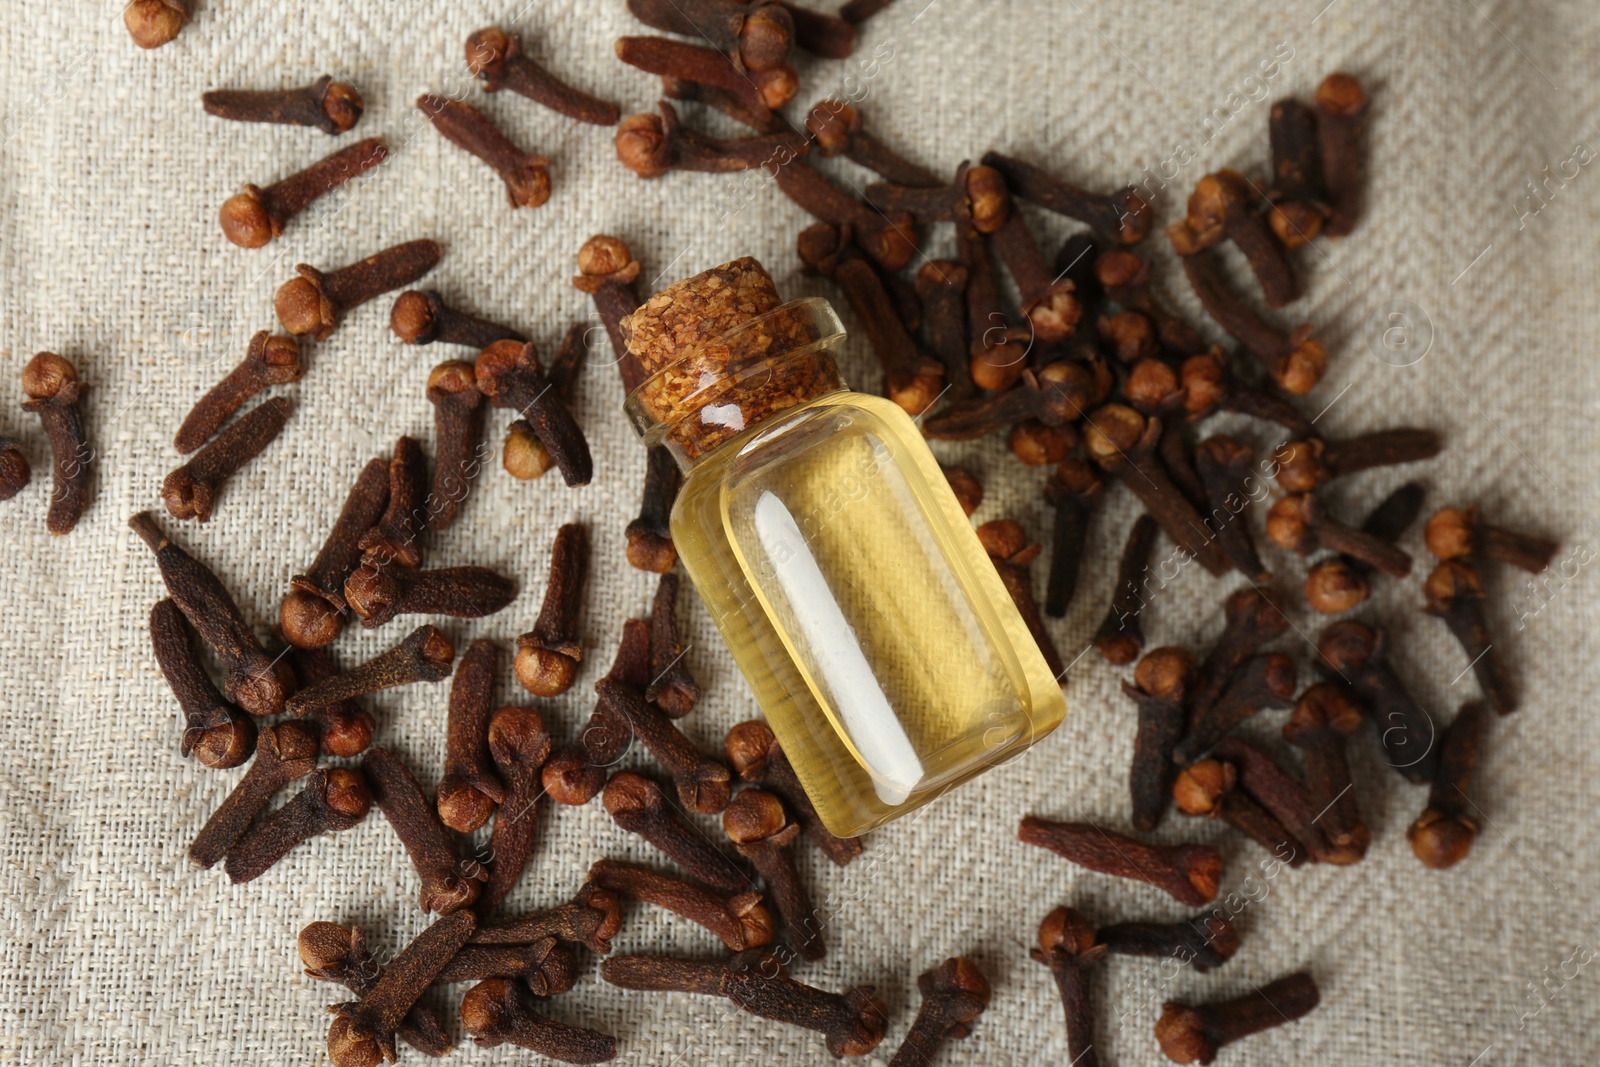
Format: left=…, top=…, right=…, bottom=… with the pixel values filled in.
left=202, top=76, right=363, bottom=134
left=722, top=789, right=821, bottom=959
left=130, top=511, right=287, bottom=716
left=1172, top=759, right=1305, bottom=865
left=175, top=332, right=302, bottom=453
left=589, top=858, right=773, bottom=951
left=1304, top=481, right=1424, bottom=615
left=276, top=239, right=443, bottom=341
left=614, top=36, right=793, bottom=128
left=987, top=210, right=1082, bottom=343
left=780, top=2, right=857, bottom=57
left=476, top=340, right=593, bottom=487
left=602, top=950, right=887, bottom=1056
left=1194, top=435, right=1270, bottom=582
left=224, top=767, right=370, bottom=883
left=661, top=74, right=782, bottom=133
left=124, top=0, right=187, bottom=48
left=596, top=677, right=729, bottom=814
left=188, top=721, right=318, bottom=869
left=1174, top=653, right=1297, bottom=765
left=357, top=436, right=429, bottom=570
left=543, top=620, right=650, bottom=807
left=477, top=706, right=553, bottom=917
left=1274, top=430, right=1440, bottom=494
left=572, top=235, right=647, bottom=393
left=1017, top=818, right=1222, bottom=906
left=391, top=290, right=525, bottom=350
left=1095, top=250, right=1207, bottom=358
left=0, top=436, right=29, bottom=500
left=1266, top=99, right=1326, bottom=247
left=326, top=911, right=477, bottom=1067
left=1314, top=73, right=1368, bottom=236
left=461, top=977, right=618, bottom=1063
left=285, top=646, right=376, bottom=757
left=344, top=559, right=516, bottom=630
left=366, top=746, right=485, bottom=915
left=22, top=353, right=90, bottom=535
left=627, top=0, right=793, bottom=71
left=424, top=360, right=486, bottom=530
left=1316, top=619, right=1438, bottom=783
left=887, top=958, right=990, bottom=1067
left=1032, top=907, right=1106, bottom=1067
left=516, top=523, right=590, bottom=696
left=1124, top=646, right=1198, bottom=832
left=220, top=138, right=389, bottom=248
left=616, top=101, right=808, bottom=179
left=977, top=519, right=1065, bottom=680
left=1178, top=349, right=1313, bottom=435
left=161, top=396, right=291, bottom=523
left=806, top=99, right=938, bottom=186
left=1097, top=913, right=1240, bottom=973
left=281, top=457, right=390, bottom=648
left=1424, top=560, right=1515, bottom=715
left=467, top=28, right=620, bottom=125
left=959, top=218, right=1029, bottom=392
left=981, top=151, right=1152, bottom=244
left=1267, top=493, right=1413, bottom=578
left=1282, top=683, right=1369, bottom=861
left=1408, top=701, right=1486, bottom=869
left=1180, top=248, right=1326, bottom=395
left=1155, top=972, right=1320, bottom=1064
left=472, top=883, right=623, bottom=953
left=1093, top=514, right=1159, bottom=665
left=1168, top=170, right=1299, bottom=306
left=602, top=772, right=748, bottom=890
left=915, top=260, right=974, bottom=400
left=1083, top=405, right=1231, bottom=576
left=1425, top=505, right=1557, bottom=574
left=921, top=361, right=1095, bottom=441
left=725, top=720, right=862, bottom=865
left=299, top=923, right=451, bottom=1057
left=285, top=625, right=455, bottom=714
left=775, top=159, right=917, bottom=270
left=1042, top=459, right=1101, bottom=618
left=626, top=445, right=681, bottom=573
left=435, top=939, right=577, bottom=996
left=150, top=598, right=256, bottom=769
left=1188, top=587, right=1289, bottom=727
left=646, top=572, right=700, bottom=715
left=419, top=94, right=550, bottom=208
left=436, top=641, right=507, bottom=834
left=867, top=161, right=1010, bottom=234
left=1211, top=736, right=1335, bottom=864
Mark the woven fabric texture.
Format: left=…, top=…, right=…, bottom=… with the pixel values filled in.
left=1, top=0, right=1597, bottom=1063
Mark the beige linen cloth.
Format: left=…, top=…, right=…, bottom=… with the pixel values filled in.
left=1, top=0, right=1597, bottom=1063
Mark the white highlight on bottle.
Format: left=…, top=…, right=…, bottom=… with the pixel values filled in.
left=752, top=490, right=924, bottom=805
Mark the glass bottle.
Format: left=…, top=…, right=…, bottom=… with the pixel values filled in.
left=623, top=258, right=1063, bottom=838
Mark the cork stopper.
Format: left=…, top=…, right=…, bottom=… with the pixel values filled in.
left=622, top=257, right=845, bottom=463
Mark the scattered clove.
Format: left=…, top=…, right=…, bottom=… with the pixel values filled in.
left=472, top=882, right=623, bottom=953
left=202, top=76, right=363, bottom=134
left=1314, top=73, right=1368, bottom=236
left=366, top=746, right=485, bottom=915
left=22, top=353, right=90, bottom=535
left=1267, top=493, right=1413, bottom=578
left=627, top=0, right=794, bottom=72
left=1408, top=701, right=1486, bottom=869
left=1424, top=560, right=1515, bottom=715
left=601, top=772, right=748, bottom=890
left=344, top=558, right=516, bottom=630
left=986, top=210, right=1081, bottom=343
left=1180, top=248, right=1325, bottom=395
left=1032, top=907, right=1107, bottom=1067
left=220, top=138, right=389, bottom=247
left=616, top=101, right=808, bottom=179
left=276, top=239, right=442, bottom=341
left=1123, top=646, right=1198, bottom=832
left=626, top=445, right=680, bottom=573
left=774, top=159, right=917, bottom=270
left=419, top=94, right=550, bottom=208
left=1011, top=422, right=1078, bottom=467
left=922, top=360, right=1095, bottom=441
left=1282, top=683, right=1369, bottom=861
left=1179, top=349, right=1313, bottom=435
left=1174, top=653, right=1297, bottom=765
left=150, top=598, right=256, bottom=769
left=299, top=923, right=452, bottom=1057
left=977, top=519, right=1065, bottom=680
left=662, top=74, right=782, bottom=133
left=285, top=625, right=455, bottom=714
left=425, top=360, right=486, bottom=530
left=1095, top=250, right=1207, bottom=358
left=130, top=511, right=288, bottom=716
left=959, top=218, right=1029, bottom=392
left=1017, top=818, right=1222, bottom=907
left=477, top=706, right=553, bottom=917
left=780, top=2, right=857, bottom=57
left=596, top=677, right=729, bottom=814
left=887, top=958, right=990, bottom=1067
left=1211, top=736, right=1334, bottom=865
left=1188, top=587, right=1289, bottom=727
left=357, top=435, right=429, bottom=570
left=1273, top=430, right=1440, bottom=494
left=161, top=396, right=291, bottom=523
left=1266, top=99, right=1327, bottom=247
left=281, top=456, right=390, bottom=648
left=1167, top=169, right=1299, bottom=306
left=867, top=161, right=1010, bottom=235
left=224, top=767, right=371, bottom=883
left=516, top=523, right=590, bottom=696
left=188, top=721, right=319, bottom=869
left=981, top=151, right=1152, bottom=245
left=435, top=939, right=577, bottom=996
left=724, top=720, right=862, bottom=865
left=285, top=646, right=376, bottom=758
left=1172, top=759, right=1306, bottom=865
left=542, top=620, right=649, bottom=807
left=1097, top=913, right=1240, bottom=972
left=722, top=789, right=821, bottom=959
left=0, top=436, right=29, bottom=500
left=614, top=36, right=793, bottom=128
left=1425, top=505, right=1557, bottom=574
left=326, top=911, right=477, bottom=1067
left=467, top=28, right=620, bottom=125
left=572, top=234, right=647, bottom=393
left=175, top=332, right=302, bottom=453
left=436, top=641, right=507, bottom=834
left=461, top=978, right=619, bottom=1063
left=1043, top=459, right=1101, bottom=617
left=1315, top=620, right=1438, bottom=782
left=916, top=260, right=974, bottom=400
left=124, top=0, right=188, bottom=48
left=1194, top=435, right=1270, bottom=582
left=1093, top=514, right=1159, bottom=665
left=806, top=99, right=938, bottom=186
left=647, top=573, right=701, bottom=715
left=1155, top=972, right=1320, bottom=1064
left=589, top=858, right=773, bottom=951
left=391, top=290, right=525, bottom=350
left=1304, top=481, right=1424, bottom=615
left=476, top=340, right=593, bottom=487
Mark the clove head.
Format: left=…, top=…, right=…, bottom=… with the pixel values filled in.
left=1034, top=905, right=1102, bottom=963
left=1408, top=806, right=1479, bottom=870
left=219, top=188, right=278, bottom=249
left=502, top=421, right=554, bottom=480
left=1265, top=494, right=1320, bottom=553
left=615, top=113, right=670, bottom=179
left=1135, top=646, right=1198, bottom=704
left=281, top=589, right=344, bottom=649
left=389, top=291, right=441, bottom=345
left=515, top=643, right=577, bottom=697
left=22, top=353, right=77, bottom=401
left=1172, top=759, right=1236, bottom=817
left=124, top=0, right=188, bottom=48
left=275, top=267, right=338, bottom=339
left=1305, top=558, right=1369, bottom=615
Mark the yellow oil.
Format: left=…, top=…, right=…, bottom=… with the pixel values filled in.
left=672, top=391, right=1065, bottom=838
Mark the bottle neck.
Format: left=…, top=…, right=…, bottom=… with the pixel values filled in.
left=623, top=297, right=848, bottom=470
